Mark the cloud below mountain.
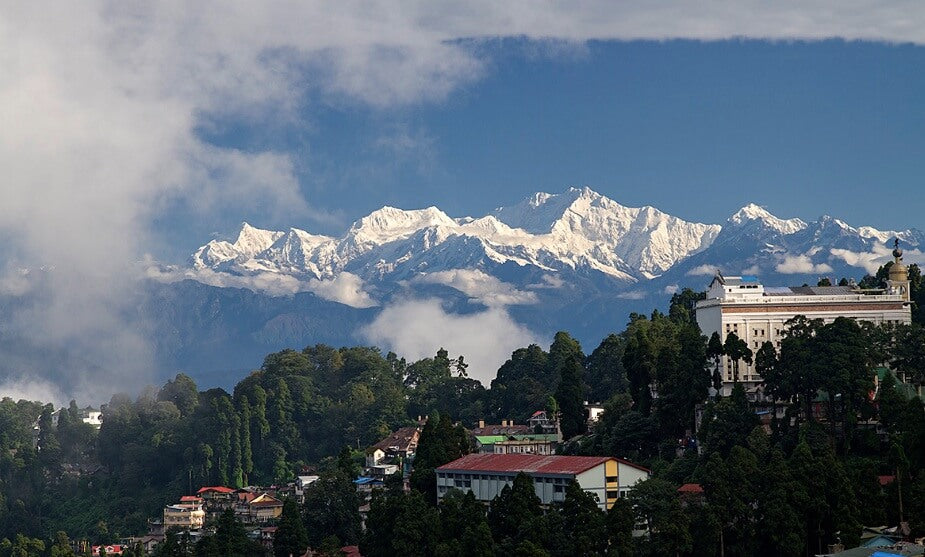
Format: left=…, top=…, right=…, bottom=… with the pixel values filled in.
left=831, top=245, right=925, bottom=275
left=148, top=265, right=377, bottom=308
left=775, top=255, right=834, bottom=274
left=359, top=298, right=542, bottom=385
left=409, top=270, right=537, bottom=307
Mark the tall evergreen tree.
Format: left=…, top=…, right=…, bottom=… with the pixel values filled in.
left=274, top=499, right=308, bottom=557
left=555, top=358, right=587, bottom=440
left=623, top=329, right=655, bottom=415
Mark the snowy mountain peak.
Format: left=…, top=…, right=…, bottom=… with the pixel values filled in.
left=729, top=204, right=807, bottom=235
left=234, top=222, right=285, bottom=252
left=349, top=206, right=456, bottom=238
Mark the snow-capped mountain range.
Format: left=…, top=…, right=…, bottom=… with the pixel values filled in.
left=192, top=187, right=722, bottom=284
left=189, top=187, right=922, bottom=298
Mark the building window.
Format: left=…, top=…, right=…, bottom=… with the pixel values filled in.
left=607, top=490, right=619, bottom=499
left=554, top=485, right=565, bottom=493
left=606, top=476, right=618, bottom=483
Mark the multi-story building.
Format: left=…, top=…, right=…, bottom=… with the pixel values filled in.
left=696, top=244, right=911, bottom=396
left=163, top=496, right=205, bottom=531
left=435, top=454, right=650, bottom=510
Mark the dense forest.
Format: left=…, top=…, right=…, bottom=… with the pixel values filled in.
left=1, top=264, right=925, bottom=556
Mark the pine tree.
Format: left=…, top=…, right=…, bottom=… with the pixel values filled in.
left=555, top=358, right=587, bottom=440
left=274, top=499, right=308, bottom=557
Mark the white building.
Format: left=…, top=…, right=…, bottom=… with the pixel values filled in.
left=82, top=410, right=103, bottom=429
left=163, top=496, right=205, bottom=531
left=435, top=454, right=650, bottom=510
left=696, top=246, right=911, bottom=396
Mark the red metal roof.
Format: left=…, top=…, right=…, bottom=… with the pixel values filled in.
left=179, top=495, right=202, bottom=502
left=678, top=483, right=704, bottom=494
left=878, top=475, right=896, bottom=486
left=437, top=454, right=612, bottom=475
left=197, top=486, right=235, bottom=494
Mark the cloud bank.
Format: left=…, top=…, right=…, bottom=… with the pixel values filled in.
left=775, top=255, right=834, bottom=274
left=359, top=298, right=542, bottom=385
left=831, top=245, right=925, bottom=274
left=410, top=269, right=537, bottom=307
left=147, top=266, right=377, bottom=308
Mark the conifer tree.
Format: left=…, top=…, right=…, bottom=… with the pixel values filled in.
left=274, top=499, right=308, bottom=557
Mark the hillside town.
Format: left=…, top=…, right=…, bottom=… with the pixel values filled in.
left=3, top=262, right=925, bottom=556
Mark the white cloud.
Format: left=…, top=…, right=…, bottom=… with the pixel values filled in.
left=306, top=273, right=378, bottom=308
left=664, top=285, right=679, bottom=295
left=147, top=265, right=377, bottom=308
left=411, top=269, right=537, bottom=307
left=527, top=274, right=566, bottom=289
left=359, top=298, right=542, bottom=385
left=742, top=265, right=762, bottom=275
left=616, top=290, right=647, bottom=300
left=0, top=266, right=32, bottom=297
left=775, top=255, right=834, bottom=274
left=686, top=264, right=720, bottom=276
left=831, top=244, right=925, bottom=274
left=0, top=376, right=67, bottom=407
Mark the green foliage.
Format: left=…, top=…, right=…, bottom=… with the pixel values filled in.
left=3, top=303, right=925, bottom=553
left=555, top=357, right=587, bottom=440
left=409, top=414, right=469, bottom=501
left=585, top=334, right=627, bottom=403
left=194, top=509, right=263, bottom=557
left=490, top=344, right=553, bottom=422
left=274, top=499, right=308, bottom=557
left=668, top=287, right=706, bottom=325
left=488, top=473, right=544, bottom=551
left=302, top=470, right=361, bottom=549
left=628, top=478, right=691, bottom=556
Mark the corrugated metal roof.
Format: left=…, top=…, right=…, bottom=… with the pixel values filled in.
left=437, top=454, right=612, bottom=475
left=197, top=486, right=235, bottom=494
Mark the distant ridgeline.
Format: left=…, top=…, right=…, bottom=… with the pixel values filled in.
left=139, top=187, right=925, bottom=389
left=1, top=286, right=924, bottom=555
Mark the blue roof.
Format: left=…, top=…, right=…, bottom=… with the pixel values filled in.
left=870, top=552, right=903, bottom=557
left=353, top=477, right=383, bottom=485
left=741, top=275, right=759, bottom=282
left=864, top=536, right=899, bottom=548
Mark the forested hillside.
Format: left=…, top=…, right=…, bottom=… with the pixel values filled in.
left=1, top=277, right=924, bottom=556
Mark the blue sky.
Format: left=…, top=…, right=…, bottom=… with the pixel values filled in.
left=155, top=37, right=925, bottom=260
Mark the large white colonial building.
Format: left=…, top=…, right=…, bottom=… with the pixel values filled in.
left=696, top=243, right=912, bottom=396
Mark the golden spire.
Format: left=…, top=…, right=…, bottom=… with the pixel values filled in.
left=888, top=238, right=910, bottom=301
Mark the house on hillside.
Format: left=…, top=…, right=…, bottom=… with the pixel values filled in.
left=246, top=493, right=284, bottom=523
left=470, top=419, right=530, bottom=437
left=474, top=433, right=559, bottom=455
left=196, top=486, right=236, bottom=518
left=365, top=426, right=421, bottom=468
left=163, top=495, right=205, bottom=531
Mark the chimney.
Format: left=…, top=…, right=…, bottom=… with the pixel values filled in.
left=478, top=420, right=485, bottom=429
